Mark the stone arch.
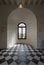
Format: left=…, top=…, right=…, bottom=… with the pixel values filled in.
left=7, top=8, right=37, bottom=49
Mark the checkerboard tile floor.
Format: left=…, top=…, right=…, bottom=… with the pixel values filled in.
left=0, top=44, right=44, bottom=65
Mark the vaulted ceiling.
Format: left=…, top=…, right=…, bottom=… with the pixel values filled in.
left=0, top=0, right=44, bottom=7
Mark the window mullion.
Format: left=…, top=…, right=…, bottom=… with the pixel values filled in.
left=21, top=28, right=23, bottom=38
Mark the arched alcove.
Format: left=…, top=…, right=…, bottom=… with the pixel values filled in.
left=7, top=8, right=37, bottom=49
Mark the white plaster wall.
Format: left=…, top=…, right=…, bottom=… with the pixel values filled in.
left=7, top=8, right=37, bottom=49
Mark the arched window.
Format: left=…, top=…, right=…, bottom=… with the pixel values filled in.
left=18, top=22, right=26, bottom=39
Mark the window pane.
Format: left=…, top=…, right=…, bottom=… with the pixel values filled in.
left=23, top=28, right=25, bottom=38
left=21, top=28, right=23, bottom=38
left=19, top=28, right=21, bottom=38
left=19, top=23, right=25, bottom=27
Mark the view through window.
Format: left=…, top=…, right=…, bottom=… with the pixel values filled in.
left=18, top=22, right=26, bottom=39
